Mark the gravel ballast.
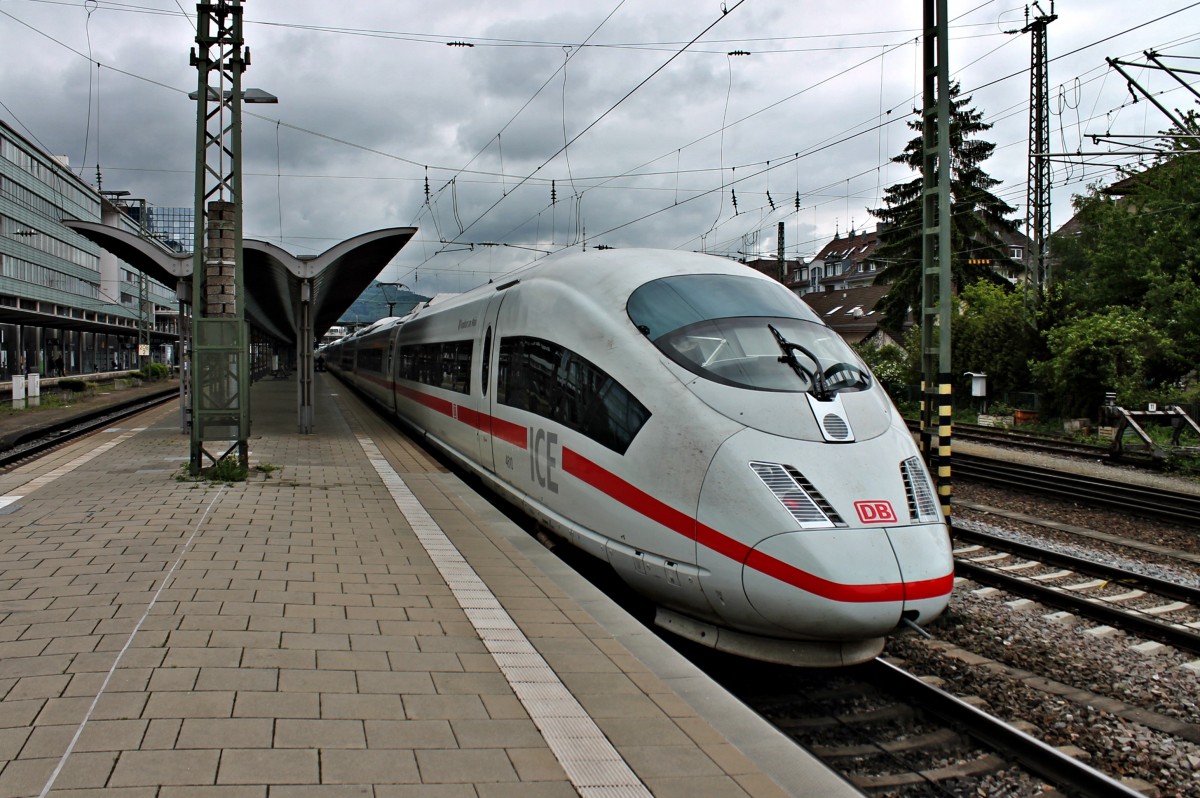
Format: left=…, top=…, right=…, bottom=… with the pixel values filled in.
left=898, top=472, right=1200, bottom=797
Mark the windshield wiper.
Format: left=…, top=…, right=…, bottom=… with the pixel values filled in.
left=768, top=324, right=830, bottom=400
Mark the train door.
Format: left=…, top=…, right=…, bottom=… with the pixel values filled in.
left=476, top=291, right=506, bottom=472
left=384, top=336, right=397, bottom=413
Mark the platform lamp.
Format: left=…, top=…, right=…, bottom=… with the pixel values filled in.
left=187, top=0, right=277, bottom=475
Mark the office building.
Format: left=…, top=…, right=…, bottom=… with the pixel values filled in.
left=0, top=118, right=177, bottom=377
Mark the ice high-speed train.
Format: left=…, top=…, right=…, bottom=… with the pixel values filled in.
left=322, top=248, right=953, bottom=666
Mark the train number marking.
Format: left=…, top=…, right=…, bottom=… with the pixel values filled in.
left=504, top=455, right=514, bottom=471
left=530, top=428, right=559, bottom=493
left=854, top=500, right=897, bottom=524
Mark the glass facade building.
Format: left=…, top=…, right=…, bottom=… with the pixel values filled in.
left=126, top=204, right=194, bottom=254
left=0, top=118, right=177, bottom=378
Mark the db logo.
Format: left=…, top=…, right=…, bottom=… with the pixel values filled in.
left=854, top=500, right=897, bottom=524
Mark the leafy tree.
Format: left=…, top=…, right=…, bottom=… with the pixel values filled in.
left=1050, top=122, right=1200, bottom=382
left=869, top=82, right=1023, bottom=331
left=1030, top=306, right=1173, bottom=418
left=953, top=280, right=1038, bottom=395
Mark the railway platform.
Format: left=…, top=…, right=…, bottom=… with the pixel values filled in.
left=0, top=374, right=857, bottom=798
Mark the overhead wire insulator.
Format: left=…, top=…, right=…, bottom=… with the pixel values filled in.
left=551, top=179, right=557, bottom=205
left=767, top=191, right=775, bottom=211
left=447, top=41, right=474, bottom=48
left=731, top=187, right=738, bottom=215
left=795, top=191, right=801, bottom=212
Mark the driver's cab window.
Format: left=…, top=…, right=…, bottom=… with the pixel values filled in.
left=628, top=273, right=872, bottom=395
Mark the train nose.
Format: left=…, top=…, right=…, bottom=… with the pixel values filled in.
left=695, top=427, right=954, bottom=640
left=742, top=529, right=908, bottom=638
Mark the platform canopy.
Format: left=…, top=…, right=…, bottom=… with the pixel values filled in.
left=63, top=222, right=417, bottom=344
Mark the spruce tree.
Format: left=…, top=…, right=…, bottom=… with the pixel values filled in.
left=869, top=82, right=1022, bottom=331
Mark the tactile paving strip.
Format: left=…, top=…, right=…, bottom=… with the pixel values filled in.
left=358, top=436, right=652, bottom=797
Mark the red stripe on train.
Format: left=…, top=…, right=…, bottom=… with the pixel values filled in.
left=395, top=384, right=527, bottom=450
left=561, top=447, right=953, bottom=604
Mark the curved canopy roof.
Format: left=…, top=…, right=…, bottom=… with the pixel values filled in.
left=64, top=222, right=416, bottom=344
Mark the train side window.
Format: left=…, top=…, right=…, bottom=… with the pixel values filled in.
left=397, top=339, right=473, bottom=395
left=357, top=347, right=384, bottom=373
left=498, top=335, right=650, bottom=454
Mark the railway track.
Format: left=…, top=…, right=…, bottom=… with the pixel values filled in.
left=908, top=418, right=1110, bottom=459
left=953, top=421, right=1109, bottom=458
left=736, top=657, right=1142, bottom=796
left=953, top=451, right=1200, bottom=527
left=0, top=387, right=178, bottom=469
left=955, top=498, right=1200, bottom=567
left=952, top=524, right=1200, bottom=655
left=908, top=417, right=1200, bottom=525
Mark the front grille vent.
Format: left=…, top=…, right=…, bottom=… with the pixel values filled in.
left=750, top=461, right=844, bottom=529
left=901, top=456, right=940, bottom=523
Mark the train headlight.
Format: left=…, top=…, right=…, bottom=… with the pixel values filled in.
left=750, top=461, right=844, bottom=529
left=901, top=456, right=940, bottom=523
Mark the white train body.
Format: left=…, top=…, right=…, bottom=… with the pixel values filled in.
left=323, top=249, right=953, bottom=666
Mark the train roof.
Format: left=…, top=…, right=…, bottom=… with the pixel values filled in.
left=402, top=248, right=761, bottom=321
left=350, top=317, right=402, bottom=338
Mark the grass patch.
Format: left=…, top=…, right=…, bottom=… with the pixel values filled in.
left=177, top=457, right=249, bottom=485
left=1164, top=455, right=1200, bottom=479
left=0, top=393, right=76, bottom=414
left=254, top=462, right=282, bottom=479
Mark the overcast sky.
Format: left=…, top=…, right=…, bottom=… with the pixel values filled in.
left=2, top=0, right=1198, bottom=295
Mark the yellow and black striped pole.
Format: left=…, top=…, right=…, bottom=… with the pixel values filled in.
left=935, top=373, right=953, bottom=519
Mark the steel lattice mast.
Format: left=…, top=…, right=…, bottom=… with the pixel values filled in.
left=1024, top=3, right=1056, bottom=300
left=188, top=0, right=252, bottom=473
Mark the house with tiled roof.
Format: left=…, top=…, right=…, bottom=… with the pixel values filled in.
left=795, top=227, right=882, bottom=295
left=1055, top=165, right=1156, bottom=240
left=741, top=256, right=804, bottom=284
left=800, top=284, right=902, bottom=347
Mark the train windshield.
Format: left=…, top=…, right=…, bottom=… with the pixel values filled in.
left=627, top=274, right=871, bottom=395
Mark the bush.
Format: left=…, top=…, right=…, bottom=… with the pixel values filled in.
left=138, top=362, right=170, bottom=381
left=853, top=341, right=910, bottom=400
left=1030, top=307, right=1172, bottom=419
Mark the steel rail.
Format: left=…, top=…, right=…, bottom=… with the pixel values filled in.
left=863, top=658, right=1144, bottom=798
left=954, top=558, right=1200, bottom=655
left=953, top=452, right=1200, bottom=527
left=953, top=525, right=1200, bottom=605
left=0, top=388, right=177, bottom=469
left=907, top=418, right=1109, bottom=459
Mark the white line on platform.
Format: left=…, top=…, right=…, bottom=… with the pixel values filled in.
left=5, top=428, right=141, bottom=501
left=37, top=488, right=227, bottom=798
